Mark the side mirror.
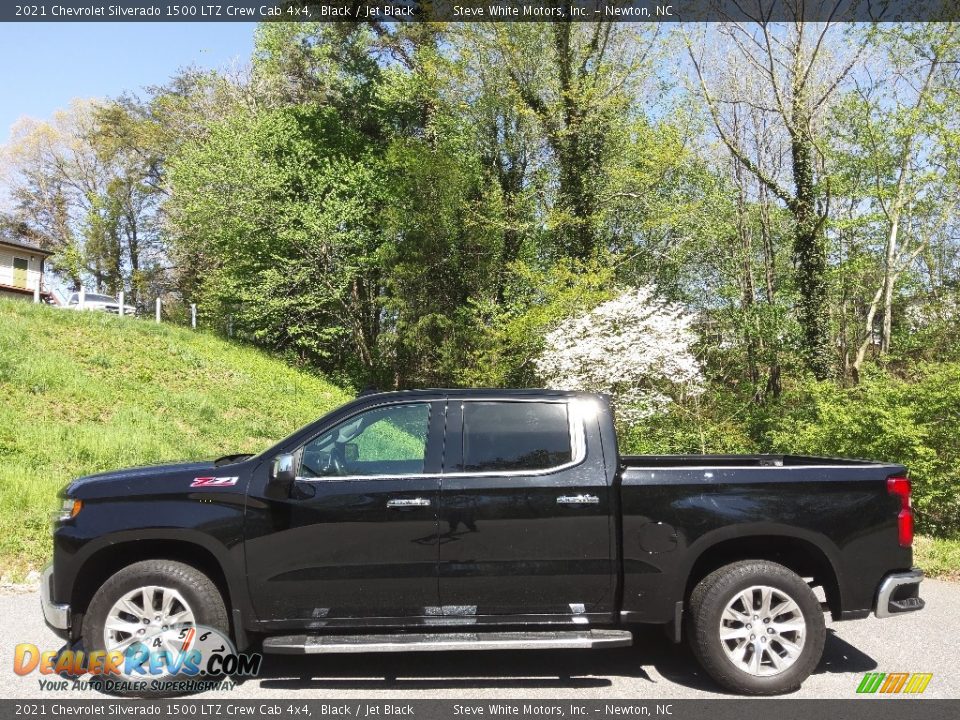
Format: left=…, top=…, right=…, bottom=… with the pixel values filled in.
left=271, top=453, right=297, bottom=484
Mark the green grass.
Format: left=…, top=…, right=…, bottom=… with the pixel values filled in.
left=0, top=299, right=350, bottom=579
left=914, top=535, right=960, bottom=581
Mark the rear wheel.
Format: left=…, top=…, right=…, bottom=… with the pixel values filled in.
left=687, top=560, right=825, bottom=695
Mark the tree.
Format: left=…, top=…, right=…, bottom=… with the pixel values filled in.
left=167, top=103, right=388, bottom=373
left=2, top=105, right=88, bottom=289
left=831, top=23, right=960, bottom=380
left=452, top=25, right=541, bottom=302
left=2, top=98, right=166, bottom=298
left=246, top=21, right=521, bottom=387
left=482, top=22, right=658, bottom=261
left=685, top=18, right=865, bottom=378
left=535, top=286, right=703, bottom=424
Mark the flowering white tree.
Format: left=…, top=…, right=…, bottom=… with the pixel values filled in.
left=535, top=287, right=704, bottom=424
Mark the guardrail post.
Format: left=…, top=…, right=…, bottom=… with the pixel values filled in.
left=155, top=297, right=161, bottom=324
left=118, top=291, right=125, bottom=316
left=78, top=287, right=85, bottom=309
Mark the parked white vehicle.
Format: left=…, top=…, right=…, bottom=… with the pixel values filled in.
left=66, top=292, right=136, bottom=316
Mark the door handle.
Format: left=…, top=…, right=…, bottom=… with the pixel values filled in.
left=387, top=497, right=432, bottom=509
left=557, top=494, right=600, bottom=505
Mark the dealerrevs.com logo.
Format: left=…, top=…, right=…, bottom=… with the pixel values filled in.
left=14, top=625, right=262, bottom=694
left=856, top=672, right=933, bottom=694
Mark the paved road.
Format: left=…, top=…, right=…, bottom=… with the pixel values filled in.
left=1, top=579, right=956, bottom=700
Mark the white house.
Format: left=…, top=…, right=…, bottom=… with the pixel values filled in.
left=0, top=237, right=55, bottom=303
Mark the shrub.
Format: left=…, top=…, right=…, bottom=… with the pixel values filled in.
left=766, top=364, right=960, bottom=535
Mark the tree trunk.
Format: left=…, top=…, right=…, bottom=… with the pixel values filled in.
left=489, top=114, right=527, bottom=303
left=506, top=23, right=610, bottom=262
left=790, top=133, right=831, bottom=379
left=552, top=24, right=598, bottom=261
left=880, top=204, right=901, bottom=354
left=126, top=207, right=141, bottom=304
left=851, top=282, right=885, bottom=383
left=733, top=159, right=760, bottom=389
left=788, top=35, right=830, bottom=379
left=758, top=183, right=781, bottom=398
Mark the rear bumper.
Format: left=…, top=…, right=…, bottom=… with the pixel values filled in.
left=40, top=563, right=71, bottom=638
left=874, top=568, right=924, bottom=618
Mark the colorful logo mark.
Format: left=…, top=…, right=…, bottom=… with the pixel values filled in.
left=856, top=672, right=933, bottom=694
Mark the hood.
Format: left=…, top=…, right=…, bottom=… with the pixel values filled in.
left=66, top=460, right=218, bottom=499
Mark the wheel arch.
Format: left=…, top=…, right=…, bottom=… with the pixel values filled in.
left=68, top=535, right=246, bottom=645
left=681, top=532, right=842, bottom=617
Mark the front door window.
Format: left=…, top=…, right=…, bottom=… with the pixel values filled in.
left=300, top=403, right=430, bottom=478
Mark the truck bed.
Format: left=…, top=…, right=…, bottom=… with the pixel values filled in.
left=616, top=451, right=909, bottom=626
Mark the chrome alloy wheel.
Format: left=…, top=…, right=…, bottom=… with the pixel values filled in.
left=718, top=584, right=806, bottom=677
left=103, top=585, right=196, bottom=662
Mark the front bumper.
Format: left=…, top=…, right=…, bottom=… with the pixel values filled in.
left=875, top=568, right=924, bottom=618
left=40, top=563, right=71, bottom=637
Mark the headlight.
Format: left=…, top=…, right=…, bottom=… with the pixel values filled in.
left=54, top=498, right=83, bottom=522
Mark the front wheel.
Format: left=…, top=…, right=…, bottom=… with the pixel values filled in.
left=81, top=559, right=229, bottom=696
left=687, top=560, right=826, bottom=695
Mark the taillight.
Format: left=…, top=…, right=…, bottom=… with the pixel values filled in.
left=887, top=476, right=913, bottom=547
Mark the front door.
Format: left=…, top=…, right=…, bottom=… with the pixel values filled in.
left=438, top=399, right=614, bottom=619
left=12, top=257, right=28, bottom=289
left=245, top=400, right=443, bottom=623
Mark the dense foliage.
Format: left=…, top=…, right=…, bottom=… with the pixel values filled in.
left=2, top=22, right=958, bottom=535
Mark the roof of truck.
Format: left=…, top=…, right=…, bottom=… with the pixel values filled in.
left=357, top=388, right=605, bottom=400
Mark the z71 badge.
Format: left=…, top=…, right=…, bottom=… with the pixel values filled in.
left=190, top=476, right=239, bottom=488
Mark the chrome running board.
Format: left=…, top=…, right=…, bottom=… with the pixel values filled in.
left=262, top=629, right=633, bottom=654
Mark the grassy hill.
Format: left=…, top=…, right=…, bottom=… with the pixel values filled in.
left=0, top=299, right=350, bottom=579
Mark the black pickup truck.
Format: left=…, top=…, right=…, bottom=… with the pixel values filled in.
left=43, top=389, right=924, bottom=695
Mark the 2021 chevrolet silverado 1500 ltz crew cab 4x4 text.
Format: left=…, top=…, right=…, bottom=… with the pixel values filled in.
left=42, top=389, right=924, bottom=695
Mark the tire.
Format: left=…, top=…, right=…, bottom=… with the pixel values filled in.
left=81, top=560, right=229, bottom=697
left=686, top=560, right=826, bottom=695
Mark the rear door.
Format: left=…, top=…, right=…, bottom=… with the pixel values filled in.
left=438, top=398, right=614, bottom=619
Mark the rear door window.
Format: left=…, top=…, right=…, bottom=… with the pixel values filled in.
left=461, top=401, right=572, bottom=473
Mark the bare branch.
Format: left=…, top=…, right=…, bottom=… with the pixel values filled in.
left=683, top=30, right=795, bottom=207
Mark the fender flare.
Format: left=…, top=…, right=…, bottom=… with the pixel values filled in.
left=673, top=522, right=845, bottom=607
left=66, top=528, right=252, bottom=645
